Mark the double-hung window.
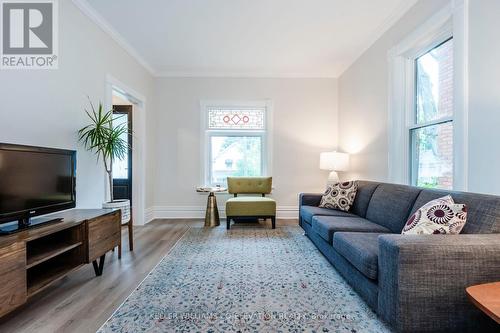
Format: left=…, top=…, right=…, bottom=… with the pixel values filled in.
left=410, top=37, right=454, bottom=189
left=202, top=102, right=269, bottom=186
left=389, top=6, right=467, bottom=191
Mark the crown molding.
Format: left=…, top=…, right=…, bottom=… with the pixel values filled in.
left=71, top=0, right=156, bottom=76
left=337, top=0, right=419, bottom=77
left=71, top=0, right=336, bottom=79
left=154, top=70, right=337, bottom=79
left=72, top=0, right=418, bottom=80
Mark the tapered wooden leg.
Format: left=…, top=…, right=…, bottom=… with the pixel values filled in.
left=128, top=219, right=134, bottom=251
left=271, top=217, right=276, bottom=229
left=226, top=217, right=231, bottom=230
left=92, top=254, right=106, bottom=276
left=118, top=243, right=122, bottom=259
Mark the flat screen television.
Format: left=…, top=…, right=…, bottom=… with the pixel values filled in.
left=0, top=143, right=76, bottom=234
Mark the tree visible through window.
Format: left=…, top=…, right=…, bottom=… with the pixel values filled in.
left=411, top=38, right=454, bottom=189
left=204, top=106, right=267, bottom=186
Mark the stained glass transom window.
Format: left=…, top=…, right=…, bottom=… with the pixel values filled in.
left=207, top=108, right=265, bottom=130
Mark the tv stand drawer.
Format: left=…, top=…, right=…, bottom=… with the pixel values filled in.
left=0, top=241, right=26, bottom=317
left=87, top=211, right=121, bottom=262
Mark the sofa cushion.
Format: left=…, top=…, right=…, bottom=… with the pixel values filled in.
left=225, top=197, right=276, bottom=217
left=319, top=181, right=358, bottom=211
left=411, top=189, right=500, bottom=234
left=351, top=181, right=380, bottom=217
left=300, top=206, right=356, bottom=225
left=302, top=222, right=380, bottom=310
left=311, top=215, right=391, bottom=244
left=333, top=232, right=383, bottom=280
left=403, top=195, right=467, bottom=235
left=365, top=183, right=421, bottom=233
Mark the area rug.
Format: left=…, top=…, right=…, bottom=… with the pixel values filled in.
left=98, top=227, right=392, bottom=332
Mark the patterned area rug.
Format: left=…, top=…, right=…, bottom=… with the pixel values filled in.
left=98, top=227, right=392, bottom=332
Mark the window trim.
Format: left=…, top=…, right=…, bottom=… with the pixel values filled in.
left=200, top=100, right=273, bottom=187
left=387, top=0, right=468, bottom=191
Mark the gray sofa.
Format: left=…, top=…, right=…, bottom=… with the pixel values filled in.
left=299, top=180, right=500, bottom=332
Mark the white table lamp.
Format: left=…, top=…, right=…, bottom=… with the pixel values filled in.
left=320, top=151, right=350, bottom=183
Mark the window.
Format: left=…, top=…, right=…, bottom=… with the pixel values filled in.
left=202, top=103, right=269, bottom=186
left=388, top=5, right=467, bottom=191
left=410, top=38, right=454, bottom=189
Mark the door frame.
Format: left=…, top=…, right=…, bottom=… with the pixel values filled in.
left=112, top=105, right=133, bottom=203
left=105, top=74, right=147, bottom=225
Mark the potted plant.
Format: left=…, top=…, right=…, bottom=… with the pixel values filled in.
left=78, top=100, right=131, bottom=224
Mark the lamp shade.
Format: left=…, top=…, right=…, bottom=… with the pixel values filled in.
left=319, top=151, right=350, bottom=172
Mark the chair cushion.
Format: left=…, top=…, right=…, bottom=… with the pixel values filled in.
left=225, top=197, right=276, bottom=217
left=300, top=206, right=356, bottom=225
left=333, top=232, right=384, bottom=280
left=227, top=177, right=272, bottom=194
left=365, top=183, right=421, bottom=233
left=311, top=215, right=391, bottom=244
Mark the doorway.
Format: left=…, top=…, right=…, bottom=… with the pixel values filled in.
left=112, top=104, right=133, bottom=203
left=106, top=75, right=147, bottom=226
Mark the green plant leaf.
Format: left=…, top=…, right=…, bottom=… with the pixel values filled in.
left=77, top=99, right=133, bottom=179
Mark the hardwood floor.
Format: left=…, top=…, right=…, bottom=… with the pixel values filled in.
left=0, top=218, right=298, bottom=333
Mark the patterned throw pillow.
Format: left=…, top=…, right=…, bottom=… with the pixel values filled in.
left=319, top=181, right=358, bottom=212
left=402, top=195, right=468, bottom=235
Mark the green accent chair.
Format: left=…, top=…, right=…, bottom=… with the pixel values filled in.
left=225, top=177, right=276, bottom=229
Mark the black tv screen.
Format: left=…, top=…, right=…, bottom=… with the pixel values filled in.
left=0, top=143, right=76, bottom=224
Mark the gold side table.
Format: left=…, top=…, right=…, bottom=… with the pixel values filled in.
left=196, top=186, right=227, bottom=227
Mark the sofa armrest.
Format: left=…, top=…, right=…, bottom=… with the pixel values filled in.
left=298, top=193, right=323, bottom=207
left=378, top=234, right=500, bottom=332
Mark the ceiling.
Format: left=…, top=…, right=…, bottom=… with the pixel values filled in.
left=77, top=0, right=416, bottom=77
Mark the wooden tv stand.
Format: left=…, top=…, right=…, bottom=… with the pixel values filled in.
left=0, top=209, right=121, bottom=318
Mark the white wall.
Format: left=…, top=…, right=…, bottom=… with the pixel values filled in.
left=337, top=2, right=460, bottom=187
left=149, top=77, right=338, bottom=219
left=10, top=0, right=497, bottom=226
left=0, top=1, right=155, bottom=213
left=339, top=0, right=500, bottom=195
left=0, top=2, right=339, bottom=223
left=467, top=0, right=500, bottom=194
left=338, top=0, right=449, bottom=182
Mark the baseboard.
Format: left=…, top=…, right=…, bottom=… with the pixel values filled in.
left=145, top=205, right=298, bottom=224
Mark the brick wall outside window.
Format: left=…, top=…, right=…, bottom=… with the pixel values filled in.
left=436, top=40, right=453, bottom=189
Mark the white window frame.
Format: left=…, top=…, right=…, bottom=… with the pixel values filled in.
left=200, top=100, right=273, bottom=186
left=388, top=0, right=468, bottom=190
